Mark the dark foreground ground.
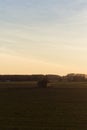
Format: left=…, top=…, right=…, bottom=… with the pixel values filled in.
left=0, top=82, right=87, bottom=129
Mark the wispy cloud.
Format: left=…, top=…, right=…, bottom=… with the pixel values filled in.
left=0, top=0, right=87, bottom=74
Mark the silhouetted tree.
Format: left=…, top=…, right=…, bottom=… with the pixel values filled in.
left=37, top=76, right=48, bottom=88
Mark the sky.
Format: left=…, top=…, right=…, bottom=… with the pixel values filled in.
left=0, top=0, right=87, bottom=75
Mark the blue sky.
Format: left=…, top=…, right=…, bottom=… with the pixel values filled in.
left=0, top=0, right=87, bottom=75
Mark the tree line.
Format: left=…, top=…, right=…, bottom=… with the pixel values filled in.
left=0, top=73, right=87, bottom=82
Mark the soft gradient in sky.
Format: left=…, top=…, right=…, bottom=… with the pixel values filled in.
left=0, top=0, right=87, bottom=75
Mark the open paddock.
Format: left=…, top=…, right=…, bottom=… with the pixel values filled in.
left=0, top=82, right=87, bottom=129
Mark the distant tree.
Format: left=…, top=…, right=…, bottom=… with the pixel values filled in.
left=37, top=76, right=48, bottom=88
left=65, top=73, right=87, bottom=82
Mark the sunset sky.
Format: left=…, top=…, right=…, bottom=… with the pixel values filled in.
left=0, top=0, right=87, bottom=75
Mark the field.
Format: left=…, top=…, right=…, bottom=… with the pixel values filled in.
left=0, top=82, right=87, bottom=129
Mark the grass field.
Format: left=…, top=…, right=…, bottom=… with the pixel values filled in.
left=0, top=82, right=87, bottom=129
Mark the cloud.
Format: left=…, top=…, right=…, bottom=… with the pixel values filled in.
left=0, top=0, right=87, bottom=26
left=0, top=0, right=87, bottom=74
